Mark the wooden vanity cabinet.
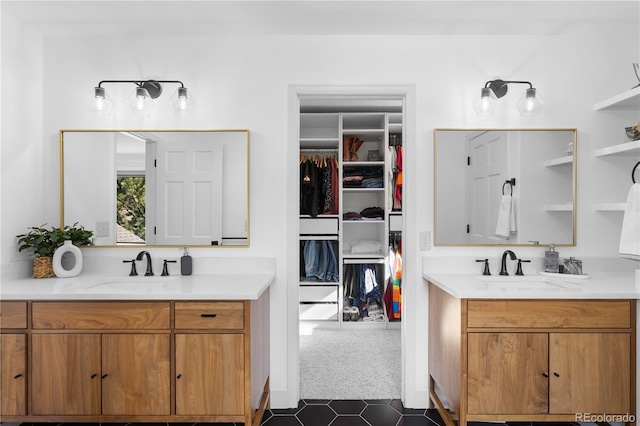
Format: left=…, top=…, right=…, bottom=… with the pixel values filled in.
left=174, top=302, right=246, bottom=416
left=30, top=302, right=171, bottom=416
left=0, top=302, right=28, bottom=416
left=429, top=283, right=636, bottom=426
left=2, top=291, right=270, bottom=426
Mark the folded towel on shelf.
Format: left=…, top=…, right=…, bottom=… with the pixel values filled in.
left=351, top=240, right=382, bottom=254
left=619, top=183, right=640, bottom=261
left=495, top=194, right=516, bottom=239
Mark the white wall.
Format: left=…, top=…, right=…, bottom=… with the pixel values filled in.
left=2, top=17, right=639, bottom=409
left=1, top=11, right=44, bottom=278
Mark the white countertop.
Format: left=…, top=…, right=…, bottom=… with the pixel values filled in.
left=0, top=273, right=274, bottom=300
left=424, top=271, right=640, bottom=299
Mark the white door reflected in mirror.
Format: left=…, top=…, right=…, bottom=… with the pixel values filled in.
left=61, top=130, right=249, bottom=247
left=434, top=129, right=576, bottom=246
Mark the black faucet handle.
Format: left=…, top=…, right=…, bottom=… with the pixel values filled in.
left=123, top=259, right=138, bottom=276
left=161, top=260, right=177, bottom=276
left=475, top=259, right=491, bottom=276
left=515, top=259, right=531, bottom=276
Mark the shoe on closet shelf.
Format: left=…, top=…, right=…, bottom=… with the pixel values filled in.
left=351, top=137, right=363, bottom=161
left=363, top=313, right=385, bottom=322
left=350, top=306, right=360, bottom=321
left=342, top=306, right=351, bottom=322
left=343, top=137, right=354, bottom=162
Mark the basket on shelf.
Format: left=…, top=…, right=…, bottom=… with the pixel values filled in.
left=33, top=256, right=55, bottom=278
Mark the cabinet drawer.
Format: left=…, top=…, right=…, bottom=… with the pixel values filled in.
left=389, top=214, right=402, bottom=232
left=300, top=286, right=338, bottom=303
left=174, top=302, right=244, bottom=330
left=299, top=303, right=338, bottom=321
left=300, top=217, right=338, bottom=235
left=0, top=302, right=27, bottom=329
left=467, top=300, right=631, bottom=329
left=32, top=302, right=170, bottom=329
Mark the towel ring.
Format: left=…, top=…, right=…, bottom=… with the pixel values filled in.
left=502, top=178, right=516, bottom=195
left=633, top=161, right=639, bottom=184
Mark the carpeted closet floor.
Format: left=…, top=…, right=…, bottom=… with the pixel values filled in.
left=299, top=328, right=402, bottom=400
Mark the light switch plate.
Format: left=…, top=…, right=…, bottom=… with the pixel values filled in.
left=95, top=221, right=110, bottom=237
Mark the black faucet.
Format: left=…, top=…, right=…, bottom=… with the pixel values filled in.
left=136, top=250, right=154, bottom=276
left=499, top=250, right=517, bottom=276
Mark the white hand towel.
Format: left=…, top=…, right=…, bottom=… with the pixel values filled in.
left=619, top=183, right=640, bottom=261
left=495, top=195, right=516, bottom=239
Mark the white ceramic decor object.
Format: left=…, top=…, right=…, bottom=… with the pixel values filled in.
left=52, top=240, right=83, bottom=277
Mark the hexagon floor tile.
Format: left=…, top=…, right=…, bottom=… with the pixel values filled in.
left=19, top=401, right=581, bottom=426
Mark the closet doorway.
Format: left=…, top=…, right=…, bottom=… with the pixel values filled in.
left=289, top=86, right=412, bottom=402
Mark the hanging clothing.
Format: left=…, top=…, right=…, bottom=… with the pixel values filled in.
left=300, top=155, right=339, bottom=217
left=384, top=239, right=402, bottom=320
left=343, top=263, right=381, bottom=306
left=300, top=159, right=320, bottom=216
left=301, top=240, right=339, bottom=282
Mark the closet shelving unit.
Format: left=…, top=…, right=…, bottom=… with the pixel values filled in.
left=593, top=87, right=640, bottom=212
left=299, top=113, right=341, bottom=321
left=299, top=108, right=403, bottom=329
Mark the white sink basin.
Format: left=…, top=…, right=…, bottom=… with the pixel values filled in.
left=84, top=276, right=179, bottom=293
left=475, top=275, right=579, bottom=292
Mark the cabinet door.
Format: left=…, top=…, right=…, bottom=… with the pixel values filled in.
left=0, top=334, right=27, bottom=415
left=550, top=333, right=630, bottom=414
left=175, top=333, right=245, bottom=415
left=31, top=333, right=101, bottom=415
left=467, top=333, right=548, bottom=414
left=102, top=334, right=170, bottom=415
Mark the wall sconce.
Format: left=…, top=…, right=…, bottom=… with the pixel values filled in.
left=473, top=79, right=543, bottom=117
left=89, top=79, right=195, bottom=117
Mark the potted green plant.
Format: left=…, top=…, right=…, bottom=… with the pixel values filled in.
left=17, top=223, right=93, bottom=278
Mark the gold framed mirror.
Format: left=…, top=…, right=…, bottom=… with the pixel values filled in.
left=60, top=129, right=250, bottom=247
left=434, top=128, right=576, bottom=246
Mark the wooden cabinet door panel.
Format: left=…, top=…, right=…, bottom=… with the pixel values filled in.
left=102, top=334, right=170, bottom=415
left=175, top=333, right=245, bottom=416
left=31, top=334, right=101, bottom=415
left=1, top=334, right=27, bottom=415
left=468, top=333, right=548, bottom=414
left=550, top=333, right=630, bottom=414
left=0, top=302, right=27, bottom=329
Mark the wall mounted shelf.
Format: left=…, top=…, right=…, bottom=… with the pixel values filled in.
left=593, top=87, right=640, bottom=110
left=594, top=203, right=627, bottom=212
left=544, top=204, right=573, bottom=212
left=594, top=140, right=640, bottom=157
left=544, top=155, right=573, bottom=167
left=593, top=88, right=639, bottom=218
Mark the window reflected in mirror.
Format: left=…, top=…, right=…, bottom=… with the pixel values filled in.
left=61, top=130, right=250, bottom=247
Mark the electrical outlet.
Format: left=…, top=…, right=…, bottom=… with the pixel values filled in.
left=420, top=231, right=431, bottom=251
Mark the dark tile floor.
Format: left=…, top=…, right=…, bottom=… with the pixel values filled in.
left=16, top=400, right=441, bottom=426
left=16, top=400, right=580, bottom=426
left=262, top=399, right=442, bottom=426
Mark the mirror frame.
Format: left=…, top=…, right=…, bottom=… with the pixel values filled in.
left=433, top=128, right=577, bottom=247
left=59, top=129, right=250, bottom=248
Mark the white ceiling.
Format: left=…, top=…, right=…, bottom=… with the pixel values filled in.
left=2, top=0, right=639, bottom=36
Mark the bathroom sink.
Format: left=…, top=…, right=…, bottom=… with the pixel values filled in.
left=475, top=275, right=579, bottom=292
left=84, top=276, right=179, bottom=293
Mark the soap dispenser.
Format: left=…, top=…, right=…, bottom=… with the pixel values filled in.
left=180, top=248, right=192, bottom=276
left=544, top=243, right=559, bottom=273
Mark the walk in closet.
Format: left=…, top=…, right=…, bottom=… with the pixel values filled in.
left=298, top=101, right=403, bottom=329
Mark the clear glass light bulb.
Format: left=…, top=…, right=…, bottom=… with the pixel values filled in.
left=127, top=87, right=154, bottom=116
left=472, top=87, right=497, bottom=116
left=170, top=87, right=195, bottom=116
left=516, top=88, right=543, bottom=117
